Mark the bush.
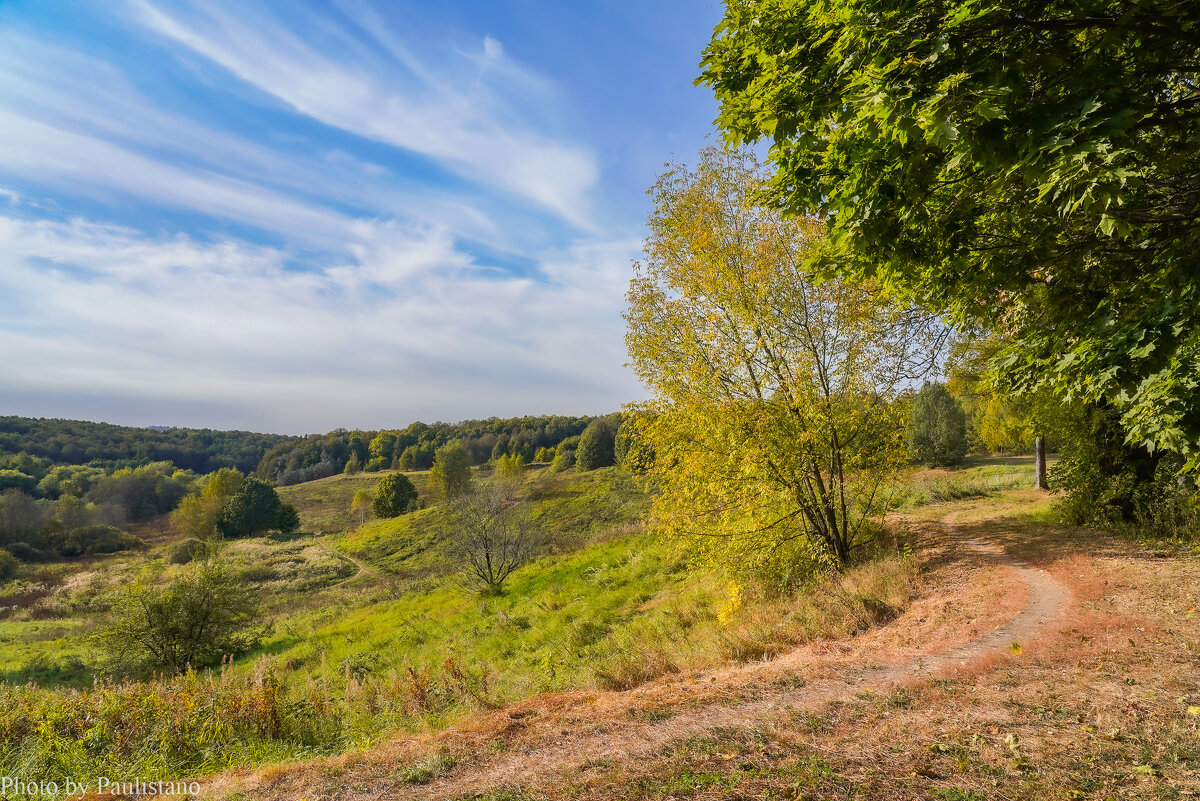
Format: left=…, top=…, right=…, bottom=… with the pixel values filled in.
left=97, top=558, right=269, bottom=675
left=576, top=415, right=620, bottom=471
left=373, top=473, right=418, bottom=518
left=429, top=441, right=472, bottom=498
left=167, top=538, right=205, bottom=565
left=364, top=457, right=388, bottom=473
left=51, top=525, right=145, bottom=557
left=0, top=548, right=15, bottom=579
left=615, top=412, right=655, bottom=473
left=551, top=436, right=579, bottom=472
left=5, top=541, right=49, bottom=563
left=1050, top=403, right=1199, bottom=537
left=217, top=477, right=283, bottom=538
left=907, top=382, right=968, bottom=467
left=275, top=503, right=300, bottom=535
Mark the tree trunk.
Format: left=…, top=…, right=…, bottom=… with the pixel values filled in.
left=1034, top=436, right=1046, bottom=490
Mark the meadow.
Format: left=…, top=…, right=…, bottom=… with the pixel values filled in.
left=0, top=457, right=1035, bottom=796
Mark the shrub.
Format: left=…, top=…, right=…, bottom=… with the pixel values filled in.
left=217, top=477, right=283, bottom=538
left=5, top=541, right=48, bottom=563
left=551, top=436, right=579, bottom=472
left=615, top=412, right=655, bottom=473
left=576, top=415, right=620, bottom=471
left=0, top=548, right=15, bottom=579
left=51, top=525, right=145, bottom=557
left=275, top=503, right=300, bottom=535
left=167, top=538, right=205, bottom=565
left=429, top=441, right=472, bottom=498
left=364, top=457, right=388, bottom=473
left=97, top=558, right=269, bottom=675
left=373, top=473, right=418, bottom=518
left=907, top=382, right=968, bottom=467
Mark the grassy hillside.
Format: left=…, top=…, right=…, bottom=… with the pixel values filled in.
left=0, top=459, right=1048, bottom=796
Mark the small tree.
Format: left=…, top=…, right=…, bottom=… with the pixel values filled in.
left=217, top=477, right=282, bottom=538
left=614, top=412, right=655, bottom=473
left=493, top=453, right=526, bottom=499
left=447, top=490, right=540, bottom=595
left=275, top=503, right=300, bottom=535
left=171, top=468, right=243, bottom=541
left=430, top=441, right=472, bottom=498
left=907, top=382, right=969, bottom=467
left=343, top=453, right=362, bottom=475
left=373, top=473, right=417, bottom=518
left=551, top=437, right=578, bottom=472
left=350, top=488, right=372, bottom=525
left=576, top=415, right=620, bottom=471
left=97, top=558, right=268, bottom=675
left=626, top=147, right=940, bottom=574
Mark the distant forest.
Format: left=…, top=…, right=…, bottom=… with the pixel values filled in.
left=0, top=413, right=598, bottom=484
left=0, top=413, right=601, bottom=562
left=255, top=415, right=594, bottom=485
left=0, top=416, right=297, bottom=474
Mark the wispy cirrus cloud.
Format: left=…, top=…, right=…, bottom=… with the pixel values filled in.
left=130, top=0, right=599, bottom=227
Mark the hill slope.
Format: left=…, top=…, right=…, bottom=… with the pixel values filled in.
left=203, top=488, right=1200, bottom=801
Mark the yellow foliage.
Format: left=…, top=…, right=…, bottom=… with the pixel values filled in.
left=624, top=146, right=940, bottom=580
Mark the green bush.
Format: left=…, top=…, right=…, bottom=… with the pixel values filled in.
left=576, top=415, right=620, bottom=471
left=5, top=541, right=49, bottom=562
left=275, top=503, right=300, bottom=535
left=51, top=525, right=146, bottom=557
left=907, top=382, right=968, bottom=467
left=551, top=436, right=579, bottom=472
left=0, top=548, right=16, bottom=579
left=167, top=538, right=204, bottom=565
left=373, top=473, right=418, bottom=518
left=217, top=477, right=283, bottom=537
left=97, top=558, right=269, bottom=675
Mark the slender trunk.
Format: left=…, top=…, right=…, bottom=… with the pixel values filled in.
left=1034, top=436, right=1046, bottom=490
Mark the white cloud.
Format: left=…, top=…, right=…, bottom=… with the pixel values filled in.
left=0, top=31, right=524, bottom=251
left=130, top=0, right=599, bottom=226
left=0, top=215, right=643, bottom=432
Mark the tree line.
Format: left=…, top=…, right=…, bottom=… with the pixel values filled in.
left=255, top=415, right=595, bottom=486
left=0, top=416, right=297, bottom=474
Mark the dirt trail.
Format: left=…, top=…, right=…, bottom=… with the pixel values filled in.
left=379, top=510, right=1072, bottom=800
left=313, top=535, right=379, bottom=585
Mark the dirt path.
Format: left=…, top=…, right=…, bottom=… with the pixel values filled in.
left=314, top=535, right=380, bottom=586
left=362, top=509, right=1074, bottom=800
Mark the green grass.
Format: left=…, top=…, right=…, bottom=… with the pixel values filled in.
left=897, top=455, right=1043, bottom=508
left=275, top=469, right=432, bottom=534
left=0, top=463, right=922, bottom=796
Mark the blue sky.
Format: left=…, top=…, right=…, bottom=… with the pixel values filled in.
left=0, top=0, right=724, bottom=433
